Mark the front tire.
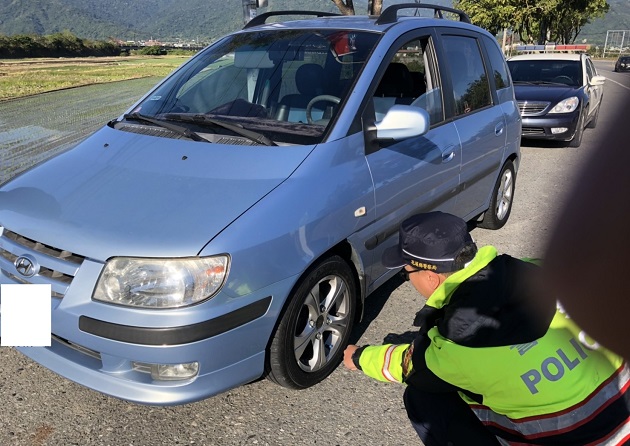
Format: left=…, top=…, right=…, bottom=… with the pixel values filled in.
left=569, top=110, right=585, bottom=148
left=478, top=160, right=515, bottom=230
left=586, top=104, right=600, bottom=129
left=266, top=255, right=357, bottom=389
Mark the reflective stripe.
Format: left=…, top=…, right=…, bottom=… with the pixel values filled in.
left=588, top=416, right=630, bottom=445
left=381, top=345, right=397, bottom=382
left=472, top=364, right=630, bottom=439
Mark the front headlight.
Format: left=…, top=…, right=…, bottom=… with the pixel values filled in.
left=548, top=96, right=579, bottom=114
left=93, top=256, right=229, bottom=308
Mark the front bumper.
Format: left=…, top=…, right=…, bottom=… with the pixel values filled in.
left=520, top=112, right=580, bottom=141
left=1, top=270, right=296, bottom=405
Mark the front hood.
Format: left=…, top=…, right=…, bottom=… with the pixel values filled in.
left=514, top=84, right=580, bottom=104
left=0, top=126, right=313, bottom=260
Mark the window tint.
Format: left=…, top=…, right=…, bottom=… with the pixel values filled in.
left=442, top=35, right=491, bottom=116
left=482, top=35, right=510, bottom=89
left=373, top=36, right=444, bottom=126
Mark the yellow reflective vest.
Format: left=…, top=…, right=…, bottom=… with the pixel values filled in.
left=356, top=247, right=630, bottom=444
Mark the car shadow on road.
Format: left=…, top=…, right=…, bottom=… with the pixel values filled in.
left=520, top=139, right=575, bottom=149
left=347, top=273, right=418, bottom=345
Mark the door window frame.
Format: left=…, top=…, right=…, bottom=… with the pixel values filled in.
left=434, top=28, right=495, bottom=119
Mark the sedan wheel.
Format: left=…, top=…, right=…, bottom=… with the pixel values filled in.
left=266, top=255, right=356, bottom=389
left=569, top=111, right=585, bottom=148
left=586, top=103, right=600, bottom=129
left=479, top=160, right=515, bottom=229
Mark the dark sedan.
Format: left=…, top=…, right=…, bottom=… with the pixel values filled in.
left=507, top=53, right=605, bottom=147
left=614, top=55, right=630, bottom=72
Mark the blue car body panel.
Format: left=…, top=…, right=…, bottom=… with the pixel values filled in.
left=0, top=126, right=314, bottom=260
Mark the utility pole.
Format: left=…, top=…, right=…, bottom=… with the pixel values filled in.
left=502, top=28, right=508, bottom=56
left=242, top=0, right=268, bottom=25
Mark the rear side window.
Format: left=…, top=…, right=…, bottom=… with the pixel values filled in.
left=482, top=35, right=510, bottom=89
left=442, top=35, right=491, bottom=116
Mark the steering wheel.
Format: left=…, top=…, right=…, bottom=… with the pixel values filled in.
left=306, top=95, right=341, bottom=125
left=552, top=75, right=574, bottom=85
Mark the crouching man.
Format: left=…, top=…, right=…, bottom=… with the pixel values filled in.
left=344, top=212, right=630, bottom=445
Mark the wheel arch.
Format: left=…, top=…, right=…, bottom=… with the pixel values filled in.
left=262, top=239, right=365, bottom=372
left=286, top=240, right=366, bottom=330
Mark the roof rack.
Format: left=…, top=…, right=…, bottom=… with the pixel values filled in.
left=376, top=3, right=471, bottom=25
left=243, top=10, right=341, bottom=29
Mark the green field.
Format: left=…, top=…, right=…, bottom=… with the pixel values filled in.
left=0, top=55, right=190, bottom=101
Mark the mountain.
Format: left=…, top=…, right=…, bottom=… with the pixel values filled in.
left=0, top=0, right=339, bottom=41
left=0, top=0, right=624, bottom=45
left=578, top=0, right=630, bottom=46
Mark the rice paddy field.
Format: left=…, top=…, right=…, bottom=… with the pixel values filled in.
left=0, top=55, right=189, bottom=100
left=0, top=56, right=190, bottom=183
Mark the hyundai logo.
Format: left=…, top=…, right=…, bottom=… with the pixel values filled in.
left=14, top=255, right=40, bottom=278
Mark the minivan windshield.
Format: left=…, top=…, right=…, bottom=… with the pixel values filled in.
left=129, top=29, right=380, bottom=145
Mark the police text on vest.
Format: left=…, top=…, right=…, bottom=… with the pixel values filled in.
left=520, top=338, right=588, bottom=394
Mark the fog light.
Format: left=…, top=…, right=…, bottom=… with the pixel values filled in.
left=551, top=127, right=568, bottom=134
left=133, top=361, right=199, bottom=381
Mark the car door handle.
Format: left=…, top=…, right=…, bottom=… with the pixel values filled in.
left=495, top=123, right=504, bottom=136
left=442, top=147, right=455, bottom=163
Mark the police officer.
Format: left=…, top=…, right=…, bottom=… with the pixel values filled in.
left=343, top=212, right=630, bottom=445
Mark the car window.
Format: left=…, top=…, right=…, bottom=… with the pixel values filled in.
left=482, top=35, right=510, bottom=90
left=585, top=58, right=593, bottom=82
left=373, top=36, right=444, bottom=126
left=508, top=59, right=581, bottom=87
left=442, top=35, right=492, bottom=116
left=132, top=29, right=380, bottom=145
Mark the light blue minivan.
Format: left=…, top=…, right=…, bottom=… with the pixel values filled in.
left=0, top=5, right=521, bottom=404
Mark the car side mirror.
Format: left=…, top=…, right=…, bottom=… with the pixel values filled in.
left=375, top=105, right=430, bottom=141
left=590, top=75, right=606, bottom=86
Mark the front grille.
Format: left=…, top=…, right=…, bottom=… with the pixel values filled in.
left=0, top=227, right=84, bottom=298
left=522, top=127, right=546, bottom=136
left=517, top=101, right=550, bottom=116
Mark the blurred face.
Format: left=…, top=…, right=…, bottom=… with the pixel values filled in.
left=402, top=266, right=442, bottom=298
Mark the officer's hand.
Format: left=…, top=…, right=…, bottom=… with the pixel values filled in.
left=343, top=344, right=359, bottom=371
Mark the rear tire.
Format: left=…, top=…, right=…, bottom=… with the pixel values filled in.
left=478, top=160, right=515, bottom=230
left=266, top=255, right=357, bottom=389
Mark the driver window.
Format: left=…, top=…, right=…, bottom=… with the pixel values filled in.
left=585, top=59, right=594, bottom=82
left=374, top=37, right=444, bottom=126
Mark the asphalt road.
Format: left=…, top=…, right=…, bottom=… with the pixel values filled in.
left=0, top=60, right=629, bottom=446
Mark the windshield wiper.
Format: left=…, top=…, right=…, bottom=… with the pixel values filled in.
left=123, top=112, right=210, bottom=143
left=164, top=113, right=276, bottom=146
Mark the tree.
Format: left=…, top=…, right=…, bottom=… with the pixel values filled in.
left=330, top=0, right=383, bottom=15
left=549, top=0, right=609, bottom=44
left=454, top=0, right=609, bottom=44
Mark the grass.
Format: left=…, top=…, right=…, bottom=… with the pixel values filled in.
left=0, top=55, right=191, bottom=100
